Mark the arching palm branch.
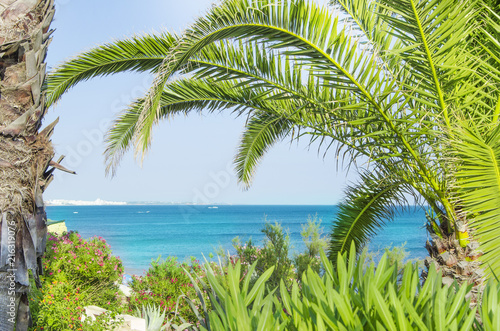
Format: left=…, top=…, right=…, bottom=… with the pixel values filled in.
left=46, top=0, right=499, bottom=292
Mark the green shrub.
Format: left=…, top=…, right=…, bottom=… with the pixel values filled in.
left=232, top=221, right=295, bottom=290
left=293, top=215, right=328, bottom=280
left=30, top=232, right=124, bottom=330
left=285, top=248, right=477, bottom=330
left=44, top=232, right=123, bottom=287
left=183, top=259, right=286, bottom=330
left=30, top=279, right=123, bottom=331
left=128, top=256, right=212, bottom=326
left=30, top=280, right=85, bottom=330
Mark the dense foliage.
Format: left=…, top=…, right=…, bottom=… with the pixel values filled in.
left=231, top=218, right=328, bottom=290
left=183, top=246, right=498, bottom=331
left=128, top=256, right=213, bottom=326
left=129, top=218, right=326, bottom=326
left=29, top=227, right=500, bottom=330
left=29, top=232, right=123, bottom=330
left=231, top=222, right=295, bottom=290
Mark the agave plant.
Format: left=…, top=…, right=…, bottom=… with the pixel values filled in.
left=46, top=0, right=499, bottom=297
left=135, top=303, right=193, bottom=331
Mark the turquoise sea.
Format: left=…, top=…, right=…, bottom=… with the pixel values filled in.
left=46, top=205, right=428, bottom=275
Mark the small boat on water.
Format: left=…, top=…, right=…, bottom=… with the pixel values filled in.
left=208, top=206, right=218, bottom=209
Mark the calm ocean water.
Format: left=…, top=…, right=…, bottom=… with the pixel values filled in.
left=46, top=205, right=428, bottom=275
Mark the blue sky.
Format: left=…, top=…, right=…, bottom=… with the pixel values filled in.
left=43, top=0, right=357, bottom=204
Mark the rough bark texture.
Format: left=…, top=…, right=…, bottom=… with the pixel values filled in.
left=423, top=218, right=485, bottom=308
left=0, top=1, right=55, bottom=330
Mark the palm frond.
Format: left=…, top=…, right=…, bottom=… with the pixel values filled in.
left=379, top=0, right=481, bottom=125
left=478, top=2, right=500, bottom=74
left=105, top=77, right=303, bottom=175
left=332, top=0, right=403, bottom=73
left=133, top=0, right=398, bottom=158
left=125, top=0, right=449, bottom=208
left=104, top=101, right=141, bottom=176
left=476, top=4, right=500, bottom=122
left=235, top=112, right=295, bottom=187
left=328, top=169, right=409, bottom=262
left=45, top=32, right=178, bottom=107
left=453, top=121, right=500, bottom=276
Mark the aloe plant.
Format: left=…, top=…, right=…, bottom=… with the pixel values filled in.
left=284, top=246, right=478, bottom=330
left=136, top=303, right=192, bottom=331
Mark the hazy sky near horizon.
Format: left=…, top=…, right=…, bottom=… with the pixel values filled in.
left=43, top=0, right=358, bottom=205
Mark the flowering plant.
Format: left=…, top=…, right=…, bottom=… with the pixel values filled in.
left=44, top=231, right=123, bottom=286
left=30, top=280, right=85, bottom=330
left=128, top=256, right=213, bottom=325
left=29, top=232, right=124, bottom=330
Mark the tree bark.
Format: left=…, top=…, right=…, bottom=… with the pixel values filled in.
left=423, top=216, right=485, bottom=308
left=0, top=1, right=55, bottom=330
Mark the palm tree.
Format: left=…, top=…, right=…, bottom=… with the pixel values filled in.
left=46, top=0, right=499, bottom=300
left=0, top=0, right=65, bottom=329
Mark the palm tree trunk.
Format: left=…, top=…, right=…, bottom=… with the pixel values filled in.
left=423, top=215, right=485, bottom=307
left=0, top=0, right=56, bottom=329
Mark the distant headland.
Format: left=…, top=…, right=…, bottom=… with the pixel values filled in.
left=46, top=198, right=127, bottom=206
left=45, top=199, right=230, bottom=206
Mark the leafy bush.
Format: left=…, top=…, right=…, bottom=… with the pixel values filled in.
left=293, top=215, right=328, bottom=280
left=44, top=232, right=123, bottom=287
left=183, top=243, right=492, bottom=330
left=30, top=280, right=85, bottom=330
left=232, top=222, right=295, bottom=290
left=29, top=232, right=124, bottom=330
left=183, top=259, right=285, bottom=330
left=285, top=248, right=477, bottom=330
left=128, top=256, right=212, bottom=326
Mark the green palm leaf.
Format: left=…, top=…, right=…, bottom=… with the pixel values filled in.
left=328, top=169, right=410, bottom=262
left=133, top=0, right=396, bottom=157
left=453, top=121, right=500, bottom=275
left=379, top=0, right=480, bottom=125
left=235, top=112, right=295, bottom=187
left=46, top=32, right=178, bottom=107
left=105, top=77, right=303, bottom=174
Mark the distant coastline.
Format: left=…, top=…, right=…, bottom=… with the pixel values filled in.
left=46, top=198, right=127, bottom=206
left=45, top=199, right=338, bottom=206
left=45, top=199, right=231, bottom=206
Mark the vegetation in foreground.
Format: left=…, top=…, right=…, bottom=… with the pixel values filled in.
left=29, top=232, right=123, bottom=330
left=30, top=218, right=500, bottom=330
